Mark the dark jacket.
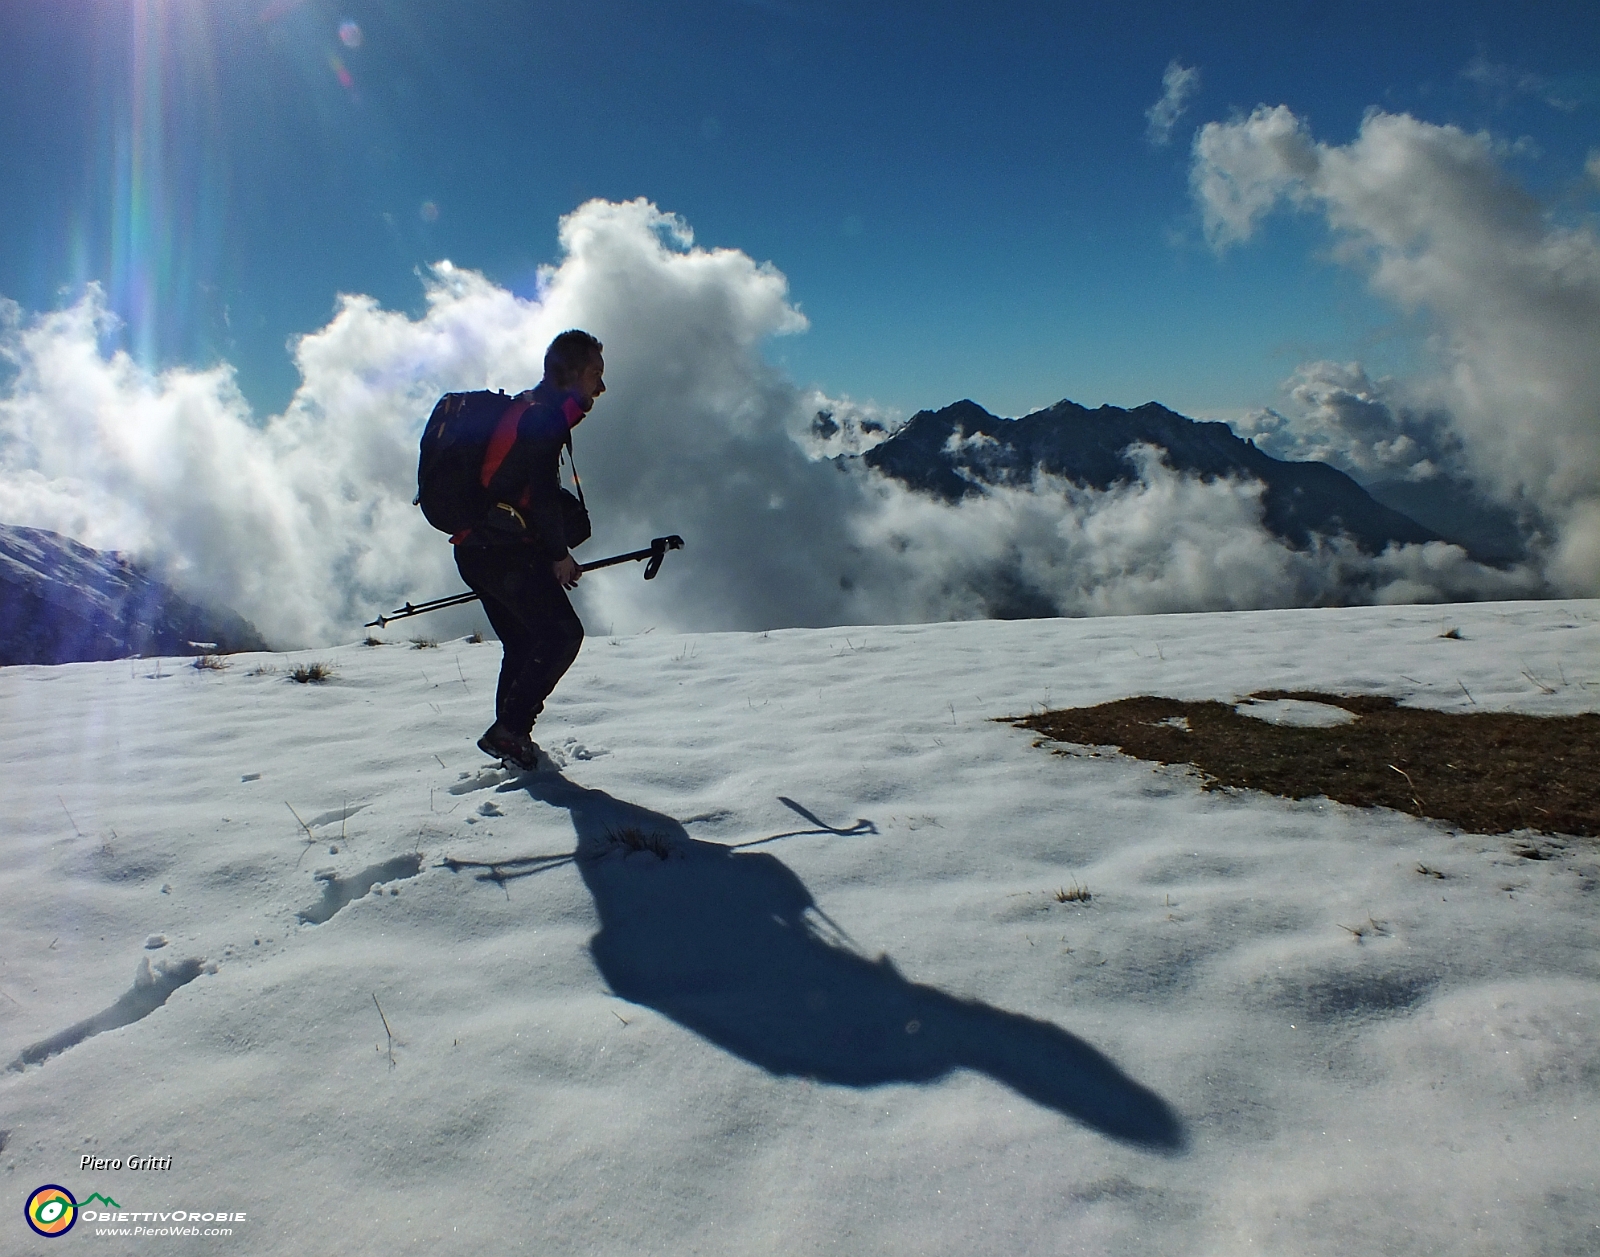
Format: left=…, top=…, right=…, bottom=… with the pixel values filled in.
left=463, top=381, right=584, bottom=558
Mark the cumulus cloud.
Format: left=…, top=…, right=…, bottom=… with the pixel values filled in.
left=0, top=197, right=1542, bottom=646
left=0, top=199, right=873, bottom=644
left=1145, top=60, right=1201, bottom=146
left=1232, top=361, right=1457, bottom=482
left=1192, top=106, right=1600, bottom=593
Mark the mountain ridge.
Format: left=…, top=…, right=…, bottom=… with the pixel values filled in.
left=0, top=524, right=269, bottom=666
left=856, top=397, right=1472, bottom=559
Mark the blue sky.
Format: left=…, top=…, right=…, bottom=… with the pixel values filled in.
left=1, top=0, right=1595, bottom=422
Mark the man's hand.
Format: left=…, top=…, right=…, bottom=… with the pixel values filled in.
left=553, top=555, right=582, bottom=589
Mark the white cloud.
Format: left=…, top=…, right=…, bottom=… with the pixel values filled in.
left=1461, top=54, right=1581, bottom=112
left=1145, top=60, right=1201, bottom=147
left=0, top=199, right=867, bottom=645
left=1232, top=361, right=1456, bottom=482
left=844, top=446, right=1534, bottom=623
left=1191, top=106, right=1600, bottom=594
left=1190, top=104, right=1316, bottom=248
left=0, top=198, right=1545, bottom=646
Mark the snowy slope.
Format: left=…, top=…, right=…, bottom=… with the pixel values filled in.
left=2, top=600, right=1597, bottom=1255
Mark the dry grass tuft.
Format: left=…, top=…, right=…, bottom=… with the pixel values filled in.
left=607, top=826, right=671, bottom=860
left=290, top=662, right=336, bottom=684
left=1338, top=915, right=1391, bottom=942
left=410, top=637, right=438, bottom=650
left=1053, top=881, right=1092, bottom=903
left=191, top=654, right=230, bottom=672
left=1009, top=691, right=1600, bottom=839
left=363, top=635, right=385, bottom=647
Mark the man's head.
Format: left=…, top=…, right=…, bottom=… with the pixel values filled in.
left=543, top=329, right=605, bottom=411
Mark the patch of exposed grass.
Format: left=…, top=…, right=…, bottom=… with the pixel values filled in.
left=191, top=654, right=230, bottom=672
left=1008, top=691, right=1599, bottom=839
left=607, top=826, right=671, bottom=860
left=290, top=662, right=335, bottom=684
left=410, top=636, right=438, bottom=650
left=363, top=635, right=385, bottom=647
left=1053, top=881, right=1091, bottom=903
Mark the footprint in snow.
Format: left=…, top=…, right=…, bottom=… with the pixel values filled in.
left=296, top=855, right=424, bottom=925
left=449, top=767, right=518, bottom=795
left=9, top=955, right=209, bottom=1071
left=558, top=737, right=606, bottom=761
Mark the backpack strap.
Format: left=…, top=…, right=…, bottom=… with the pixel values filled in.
left=562, top=434, right=586, bottom=508
left=479, top=396, right=532, bottom=488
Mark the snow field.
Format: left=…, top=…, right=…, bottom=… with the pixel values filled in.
left=2, top=599, right=1597, bottom=1255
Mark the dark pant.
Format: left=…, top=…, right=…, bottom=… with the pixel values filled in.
left=454, top=545, right=584, bottom=736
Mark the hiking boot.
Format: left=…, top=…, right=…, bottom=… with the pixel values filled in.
left=477, top=723, right=541, bottom=771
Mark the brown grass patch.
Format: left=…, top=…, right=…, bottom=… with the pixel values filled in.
left=607, top=826, right=672, bottom=860
left=1009, top=691, right=1599, bottom=839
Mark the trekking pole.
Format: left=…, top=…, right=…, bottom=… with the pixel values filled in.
left=577, top=533, right=684, bottom=580
left=365, top=535, right=685, bottom=628
left=365, top=590, right=480, bottom=628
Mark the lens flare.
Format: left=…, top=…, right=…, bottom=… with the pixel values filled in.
left=81, top=0, right=227, bottom=374
left=338, top=20, right=363, bottom=48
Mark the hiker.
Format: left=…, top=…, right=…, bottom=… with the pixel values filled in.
left=454, top=329, right=605, bottom=769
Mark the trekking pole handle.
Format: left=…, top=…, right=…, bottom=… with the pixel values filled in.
left=577, top=535, right=684, bottom=577
left=644, top=534, right=684, bottom=579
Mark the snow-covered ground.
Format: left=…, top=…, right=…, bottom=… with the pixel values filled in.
left=3, top=599, right=1598, bottom=1255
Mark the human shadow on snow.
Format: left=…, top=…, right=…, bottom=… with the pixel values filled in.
left=449, top=771, right=1186, bottom=1152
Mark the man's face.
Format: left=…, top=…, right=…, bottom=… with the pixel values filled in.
left=572, top=356, right=606, bottom=411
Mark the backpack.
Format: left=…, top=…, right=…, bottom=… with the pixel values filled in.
left=415, top=390, right=590, bottom=546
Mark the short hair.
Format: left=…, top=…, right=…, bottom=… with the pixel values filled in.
left=543, top=329, right=603, bottom=386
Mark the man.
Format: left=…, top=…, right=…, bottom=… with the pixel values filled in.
left=455, top=329, right=605, bottom=770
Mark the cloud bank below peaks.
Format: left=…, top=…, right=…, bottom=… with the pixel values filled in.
left=0, top=198, right=1542, bottom=647
left=1192, top=105, right=1600, bottom=594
